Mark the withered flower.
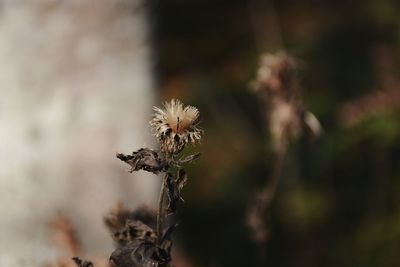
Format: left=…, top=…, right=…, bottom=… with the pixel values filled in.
left=251, top=51, right=297, bottom=94
left=150, top=99, right=202, bottom=154
left=251, top=51, right=321, bottom=151
left=246, top=51, right=322, bottom=253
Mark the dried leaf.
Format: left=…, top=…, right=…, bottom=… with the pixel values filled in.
left=160, top=223, right=179, bottom=253
left=166, top=170, right=188, bottom=214
left=176, top=169, right=188, bottom=194
left=104, top=203, right=156, bottom=234
left=110, top=241, right=171, bottom=267
left=111, top=220, right=157, bottom=247
left=116, top=148, right=168, bottom=174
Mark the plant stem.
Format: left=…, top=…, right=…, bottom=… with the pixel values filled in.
left=251, top=145, right=287, bottom=264
left=156, top=173, right=167, bottom=245
left=261, top=145, right=287, bottom=207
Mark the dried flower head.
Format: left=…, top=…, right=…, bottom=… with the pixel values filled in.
left=251, top=51, right=297, bottom=94
left=150, top=99, right=202, bottom=154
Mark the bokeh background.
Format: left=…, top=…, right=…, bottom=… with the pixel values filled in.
left=1, top=0, right=400, bottom=267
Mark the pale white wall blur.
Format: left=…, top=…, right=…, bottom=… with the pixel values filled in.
left=0, top=1, right=157, bottom=266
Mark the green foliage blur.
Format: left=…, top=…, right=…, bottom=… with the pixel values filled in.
left=149, top=0, right=400, bottom=266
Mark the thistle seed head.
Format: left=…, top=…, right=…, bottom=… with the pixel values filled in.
left=150, top=99, right=202, bottom=154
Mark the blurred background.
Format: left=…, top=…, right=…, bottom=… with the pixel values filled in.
left=1, top=0, right=400, bottom=267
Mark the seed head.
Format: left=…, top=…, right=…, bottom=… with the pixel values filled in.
left=150, top=99, right=202, bottom=154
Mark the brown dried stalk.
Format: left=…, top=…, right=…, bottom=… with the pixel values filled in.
left=247, top=51, right=321, bottom=252
left=110, top=99, right=202, bottom=267
left=65, top=99, right=201, bottom=267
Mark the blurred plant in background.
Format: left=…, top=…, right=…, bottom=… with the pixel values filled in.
left=246, top=51, right=321, bottom=261
left=148, top=0, right=400, bottom=266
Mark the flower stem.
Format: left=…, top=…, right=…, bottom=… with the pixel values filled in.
left=156, top=173, right=167, bottom=245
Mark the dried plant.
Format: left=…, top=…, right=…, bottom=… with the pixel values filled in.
left=71, top=99, right=202, bottom=267
left=250, top=51, right=321, bottom=151
left=247, top=51, right=321, bottom=252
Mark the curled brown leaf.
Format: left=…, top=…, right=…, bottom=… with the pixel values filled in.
left=116, top=148, right=168, bottom=174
